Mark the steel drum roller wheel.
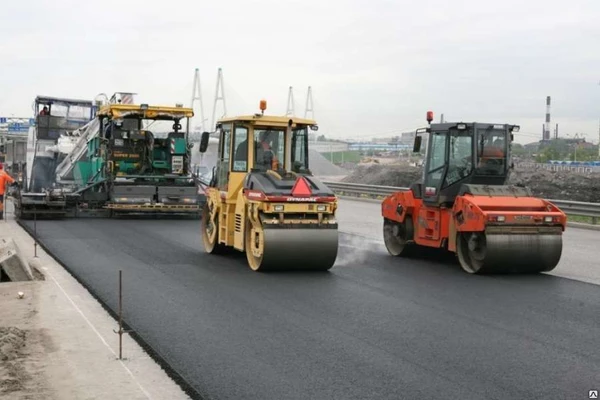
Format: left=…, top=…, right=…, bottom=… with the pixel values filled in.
left=456, top=231, right=563, bottom=274
left=245, top=215, right=338, bottom=272
left=201, top=203, right=225, bottom=254
left=383, top=217, right=416, bottom=257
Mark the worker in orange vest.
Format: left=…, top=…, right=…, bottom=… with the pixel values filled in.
left=0, top=163, right=16, bottom=219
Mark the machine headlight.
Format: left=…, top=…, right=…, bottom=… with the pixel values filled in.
left=544, top=216, right=553, bottom=223
left=496, top=215, right=505, bottom=222
left=456, top=123, right=467, bottom=130
left=273, top=205, right=284, bottom=212
left=317, top=205, right=327, bottom=212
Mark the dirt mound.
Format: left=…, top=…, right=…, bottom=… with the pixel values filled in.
left=510, top=168, right=600, bottom=202
left=309, top=150, right=347, bottom=176
left=0, top=327, right=29, bottom=394
left=342, top=164, right=422, bottom=187
left=343, top=164, right=600, bottom=202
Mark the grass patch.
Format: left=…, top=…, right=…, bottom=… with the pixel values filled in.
left=320, top=150, right=362, bottom=164
left=567, top=215, right=598, bottom=225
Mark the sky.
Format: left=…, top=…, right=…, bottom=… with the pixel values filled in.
left=0, top=0, right=599, bottom=144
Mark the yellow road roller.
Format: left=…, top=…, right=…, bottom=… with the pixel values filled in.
left=198, top=101, right=339, bottom=271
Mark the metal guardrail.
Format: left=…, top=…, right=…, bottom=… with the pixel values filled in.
left=322, top=181, right=600, bottom=222
left=515, top=162, right=599, bottom=174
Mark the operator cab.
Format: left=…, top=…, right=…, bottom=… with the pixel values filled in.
left=26, top=96, right=95, bottom=192
left=95, top=102, right=193, bottom=178
left=412, top=111, right=519, bottom=206
left=198, top=100, right=334, bottom=199
left=33, top=95, right=95, bottom=141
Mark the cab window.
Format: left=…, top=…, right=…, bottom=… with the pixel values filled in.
left=216, top=124, right=232, bottom=189
left=444, top=131, right=473, bottom=187
left=254, top=128, right=284, bottom=170
left=232, top=126, right=248, bottom=172
left=476, top=128, right=506, bottom=175
left=424, top=131, right=448, bottom=190
left=291, top=127, right=309, bottom=173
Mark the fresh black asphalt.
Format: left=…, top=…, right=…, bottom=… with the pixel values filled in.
left=21, top=218, right=600, bottom=400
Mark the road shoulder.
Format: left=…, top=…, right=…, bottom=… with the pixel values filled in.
left=0, top=206, right=191, bottom=400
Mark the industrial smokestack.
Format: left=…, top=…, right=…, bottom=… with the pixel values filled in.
left=544, top=96, right=551, bottom=141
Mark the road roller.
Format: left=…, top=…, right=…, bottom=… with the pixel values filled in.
left=198, top=100, right=338, bottom=271
left=381, top=112, right=567, bottom=274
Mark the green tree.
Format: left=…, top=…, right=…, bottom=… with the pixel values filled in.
left=569, top=146, right=599, bottom=161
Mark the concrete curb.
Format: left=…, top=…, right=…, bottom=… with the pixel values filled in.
left=337, top=195, right=600, bottom=231
left=16, top=218, right=201, bottom=400
left=0, top=236, right=34, bottom=281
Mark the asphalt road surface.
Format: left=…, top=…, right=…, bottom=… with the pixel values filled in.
left=20, top=201, right=600, bottom=400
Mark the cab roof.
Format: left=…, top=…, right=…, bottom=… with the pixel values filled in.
left=35, top=95, right=93, bottom=108
left=97, top=104, right=194, bottom=120
left=217, top=114, right=317, bottom=127
left=429, top=122, right=516, bottom=130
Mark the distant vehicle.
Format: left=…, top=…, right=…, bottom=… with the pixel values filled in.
left=14, top=93, right=201, bottom=219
